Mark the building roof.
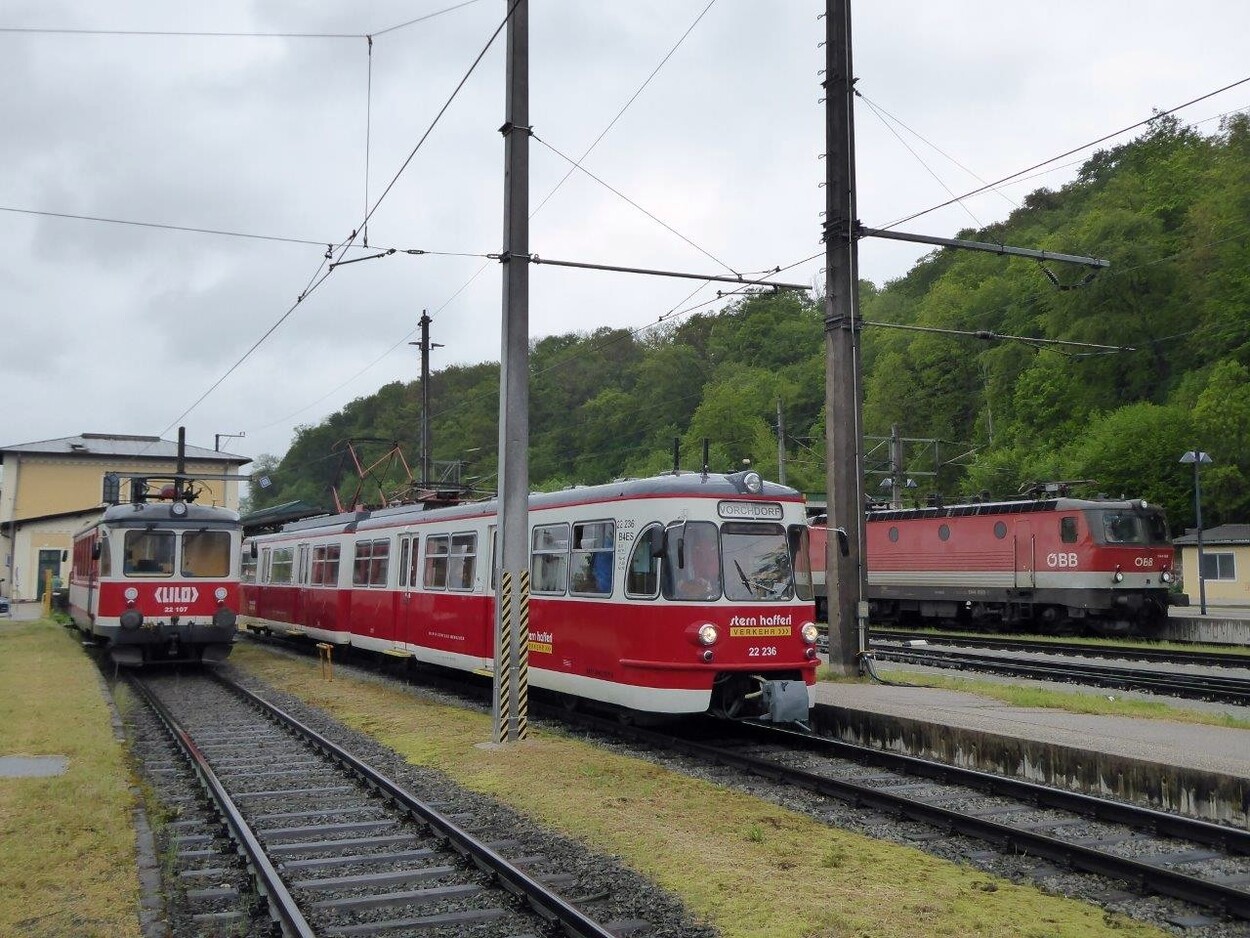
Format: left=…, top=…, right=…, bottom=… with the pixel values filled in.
left=1, top=433, right=250, bottom=465
left=1173, top=524, right=1250, bottom=546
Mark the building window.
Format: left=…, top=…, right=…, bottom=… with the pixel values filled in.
left=1199, top=552, right=1236, bottom=581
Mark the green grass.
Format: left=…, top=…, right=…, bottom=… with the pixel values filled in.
left=820, top=665, right=1250, bottom=729
left=0, top=619, right=142, bottom=937
left=233, top=643, right=1169, bottom=938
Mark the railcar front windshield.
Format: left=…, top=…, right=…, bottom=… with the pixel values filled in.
left=1094, top=508, right=1172, bottom=546
left=722, top=521, right=794, bottom=601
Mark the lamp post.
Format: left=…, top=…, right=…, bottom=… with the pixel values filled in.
left=1179, top=450, right=1213, bottom=615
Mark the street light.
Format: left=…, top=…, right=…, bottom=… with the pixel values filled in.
left=1179, top=450, right=1213, bottom=616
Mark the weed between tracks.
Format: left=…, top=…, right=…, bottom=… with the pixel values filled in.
left=232, top=643, right=1167, bottom=938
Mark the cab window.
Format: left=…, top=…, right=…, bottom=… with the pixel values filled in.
left=625, top=523, right=661, bottom=599
left=124, top=530, right=175, bottom=577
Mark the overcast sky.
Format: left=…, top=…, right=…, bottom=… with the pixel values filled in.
left=2, top=1, right=1248, bottom=476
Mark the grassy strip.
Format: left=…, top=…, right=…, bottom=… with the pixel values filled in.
left=823, top=667, right=1250, bottom=729
left=0, top=620, right=141, bottom=938
left=233, top=644, right=1166, bottom=937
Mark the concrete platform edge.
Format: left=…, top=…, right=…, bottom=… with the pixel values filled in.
left=812, top=703, right=1249, bottom=828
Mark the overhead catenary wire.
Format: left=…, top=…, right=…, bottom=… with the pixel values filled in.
left=0, top=2, right=485, bottom=40
left=249, top=3, right=727, bottom=438
left=879, top=73, right=1250, bottom=231
left=148, top=3, right=520, bottom=442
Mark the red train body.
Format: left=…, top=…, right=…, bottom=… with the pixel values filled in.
left=809, top=495, right=1175, bottom=636
left=241, top=471, right=821, bottom=722
left=69, top=500, right=243, bottom=664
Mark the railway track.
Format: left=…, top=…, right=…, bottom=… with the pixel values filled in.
left=127, top=670, right=622, bottom=937
left=866, top=642, right=1250, bottom=706
left=870, top=630, right=1250, bottom=668
left=557, top=708, right=1250, bottom=925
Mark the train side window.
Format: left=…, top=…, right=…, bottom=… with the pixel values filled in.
left=570, top=521, right=614, bottom=596
left=531, top=523, right=570, bottom=595
left=448, top=532, right=477, bottom=591
left=353, top=539, right=389, bottom=587
left=424, top=535, right=449, bottom=589
left=888, top=526, right=900, bottom=543
left=993, top=521, right=1008, bottom=539
left=269, top=546, right=294, bottom=584
left=938, top=524, right=951, bottom=542
left=318, top=544, right=341, bottom=586
left=240, top=551, right=256, bottom=584
left=1060, top=517, right=1078, bottom=543
left=98, top=532, right=112, bottom=577
left=625, top=523, right=661, bottom=599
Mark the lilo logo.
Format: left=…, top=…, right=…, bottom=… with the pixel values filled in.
left=155, top=586, right=199, bottom=604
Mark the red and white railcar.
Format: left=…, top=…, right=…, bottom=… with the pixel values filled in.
left=811, top=495, right=1175, bottom=635
left=242, top=471, right=820, bottom=722
left=70, top=499, right=243, bottom=664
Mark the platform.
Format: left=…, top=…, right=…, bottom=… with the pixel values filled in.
left=812, top=678, right=1250, bottom=828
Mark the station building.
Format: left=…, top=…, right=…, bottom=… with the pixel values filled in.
left=0, top=433, right=250, bottom=603
left=1173, top=523, right=1250, bottom=607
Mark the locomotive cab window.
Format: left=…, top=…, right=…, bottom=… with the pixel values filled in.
left=625, top=523, right=661, bottom=599
left=181, top=530, right=231, bottom=578
left=1060, top=517, right=1078, bottom=544
left=662, top=520, right=722, bottom=601
left=1101, top=511, right=1144, bottom=544
left=124, top=530, right=175, bottom=577
left=570, top=521, right=614, bottom=596
left=722, top=522, right=793, bottom=602
left=531, top=523, right=570, bottom=594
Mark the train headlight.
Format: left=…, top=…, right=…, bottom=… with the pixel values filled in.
left=171, top=501, right=188, bottom=518
left=214, top=587, right=228, bottom=602
left=800, top=622, right=820, bottom=644
left=1113, top=567, right=1124, bottom=583
left=742, top=471, right=762, bottom=494
left=697, top=623, right=719, bottom=646
left=1161, top=571, right=1173, bottom=583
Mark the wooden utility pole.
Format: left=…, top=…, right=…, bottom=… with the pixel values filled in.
left=493, top=0, right=530, bottom=744
left=822, top=0, right=868, bottom=675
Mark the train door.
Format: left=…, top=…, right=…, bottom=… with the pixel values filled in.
left=1014, top=521, right=1035, bottom=589
left=295, top=543, right=311, bottom=626
left=397, top=534, right=421, bottom=651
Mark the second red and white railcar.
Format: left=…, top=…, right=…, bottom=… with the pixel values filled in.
left=242, top=471, right=820, bottom=722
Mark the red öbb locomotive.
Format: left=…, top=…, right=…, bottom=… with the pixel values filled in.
left=70, top=481, right=243, bottom=665
left=810, top=494, right=1175, bottom=636
left=241, top=471, right=820, bottom=722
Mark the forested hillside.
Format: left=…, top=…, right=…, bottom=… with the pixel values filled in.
left=250, top=114, right=1250, bottom=533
